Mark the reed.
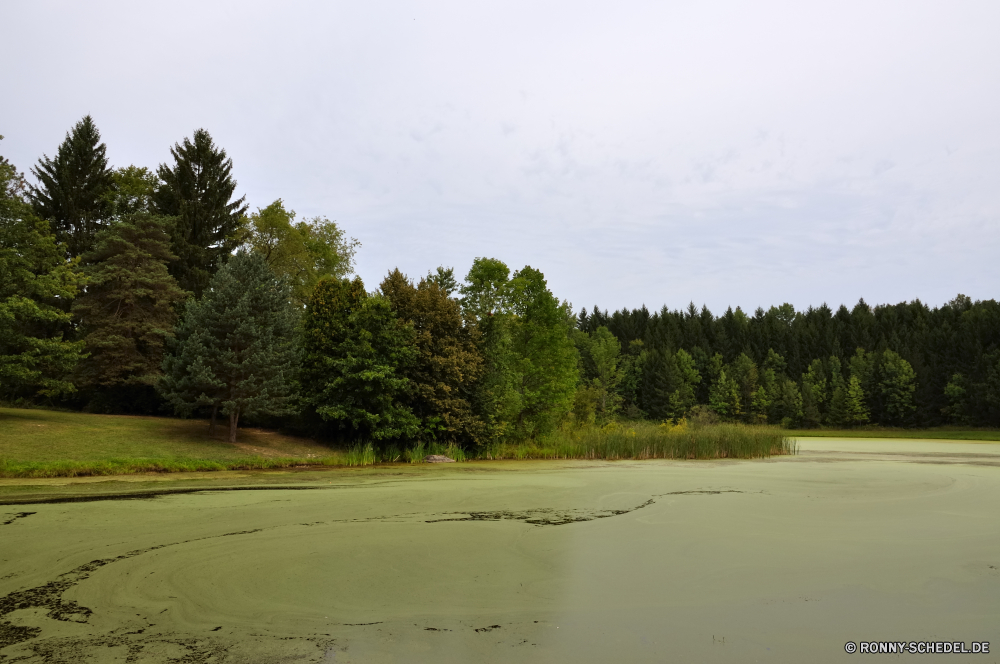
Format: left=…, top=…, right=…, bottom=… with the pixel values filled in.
left=481, top=420, right=794, bottom=461
left=345, top=442, right=377, bottom=467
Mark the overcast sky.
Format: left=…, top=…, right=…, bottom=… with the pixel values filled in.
left=2, top=1, right=998, bottom=314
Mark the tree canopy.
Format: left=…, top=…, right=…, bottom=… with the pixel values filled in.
left=242, top=199, right=359, bottom=307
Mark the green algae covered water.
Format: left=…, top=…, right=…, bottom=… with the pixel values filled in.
left=1, top=438, right=998, bottom=662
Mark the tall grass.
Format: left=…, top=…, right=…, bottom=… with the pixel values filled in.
left=482, top=420, right=794, bottom=461
left=345, top=442, right=377, bottom=467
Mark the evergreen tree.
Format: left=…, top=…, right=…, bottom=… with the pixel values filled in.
left=426, top=266, right=458, bottom=296
left=761, top=349, right=785, bottom=423
left=72, top=214, right=187, bottom=403
left=800, top=360, right=827, bottom=427
left=380, top=269, right=484, bottom=444
left=827, top=356, right=848, bottom=426
left=29, top=116, right=114, bottom=258
left=160, top=252, right=297, bottom=442
left=729, top=353, right=762, bottom=422
left=588, top=326, right=623, bottom=416
left=301, top=276, right=419, bottom=442
left=1, top=145, right=85, bottom=399
left=638, top=347, right=675, bottom=420
left=153, top=129, right=247, bottom=296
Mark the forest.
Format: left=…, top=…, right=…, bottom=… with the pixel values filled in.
left=2, top=116, right=999, bottom=449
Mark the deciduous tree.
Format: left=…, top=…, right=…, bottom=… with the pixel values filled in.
left=301, top=276, right=419, bottom=442
left=0, top=145, right=85, bottom=399
left=242, top=199, right=359, bottom=307
left=380, top=269, right=484, bottom=444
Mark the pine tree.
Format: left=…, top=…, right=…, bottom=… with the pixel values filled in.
left=827, top=356, right=848, bottom=426
left=800, top=360, right=827, bottom=427
left=729, top=353, right=761, bottom=421
left=1, top=145, right=85, bottom=398
left=72, top=214, right=188, bottom=401
left=588, top=326, right=623, bottom=416
left=159, top=252, right=297, bottom=442
left=29, top=116, right=114, bottom=258
left=153, top=129, right=247, bottom=297
left=638, top=348, right=670, bottom=420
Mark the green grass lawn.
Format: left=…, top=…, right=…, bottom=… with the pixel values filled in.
left=785, top=427, right=1000, bottom=441
left=0, top=407, right=342, bottom=477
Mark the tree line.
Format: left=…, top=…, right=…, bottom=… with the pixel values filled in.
left=576, top=296, right=1000, bottom=428
left=2, top=116, right=998, bottom=446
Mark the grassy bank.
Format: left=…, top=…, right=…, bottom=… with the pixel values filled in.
left=1, top=408, right=791, bottom=478
left=785, top=427, right=1000, bottom=441
left=0, top=406, right=345, bottom=478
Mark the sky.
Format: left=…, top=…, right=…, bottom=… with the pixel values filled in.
left=2, top=1, right=998, bottom=315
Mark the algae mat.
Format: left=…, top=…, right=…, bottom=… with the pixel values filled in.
left=1, top=440, right=998, bottom=663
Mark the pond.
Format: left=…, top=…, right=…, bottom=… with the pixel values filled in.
left=1, top=438, right=998, bottom=662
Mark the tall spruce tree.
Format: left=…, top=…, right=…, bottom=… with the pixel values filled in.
left=638, top=348, right=677, bottom=420
left=29, top=116, right=114, bottom=258
left=159, top=252, right=297, bottom=442
left=1, top=142, right=85, bottom=399
left=72, top=214, right=187, bottom=405
left=154, top=129, right=247, bottom=296
left=588, top=326, right=623, bottom=416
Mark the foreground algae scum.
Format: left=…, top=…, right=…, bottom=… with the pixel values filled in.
left=1, top=439, right=998, bottom=663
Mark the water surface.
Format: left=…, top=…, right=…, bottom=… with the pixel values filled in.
left=1, top=438, right=998, bottom=662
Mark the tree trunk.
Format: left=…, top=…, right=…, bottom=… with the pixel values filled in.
left=229, top=409, right=240, bottom=443
left=210, top=404, right=218, bottom=434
